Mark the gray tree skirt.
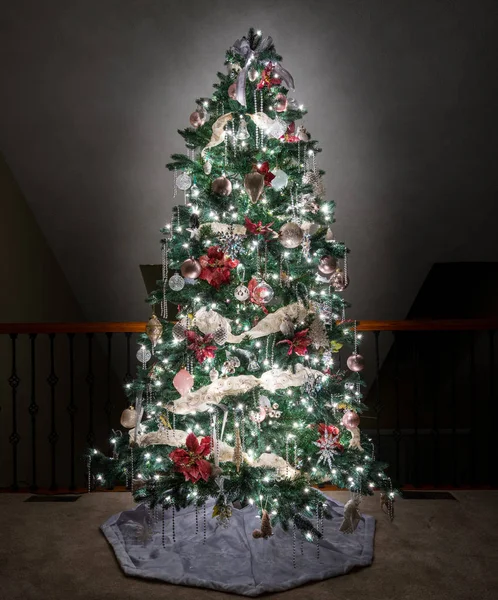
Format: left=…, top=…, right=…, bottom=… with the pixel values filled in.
left=101, top=494, right=375, bottom=596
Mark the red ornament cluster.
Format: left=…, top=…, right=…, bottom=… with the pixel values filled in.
left=199, top=246, right=239, bottom=289
left=244, top=216, right=274, bottom=236
left=317, top=423, right=344, bottom=453
left=169, top=433, right=212, bottom=483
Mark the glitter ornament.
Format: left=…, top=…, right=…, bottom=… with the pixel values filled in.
left=330, top=268, right=349, bottom=291
left=180, top=258, right=202, bottom=280
left=169, top=272, right=185, bottom=291
left=189, top=111, right=205, bottom=128
left=176, top=172, right=192, bottom=191
left=235, top=284, right=250, bottom=302
left=342, top=410, right=361, bottom=430
left=347, top=353, right=365, bottom=372
left=146, top=314, right=163, bottom=347
left=203, top=160, right=212, bottom=175
left=274, top=93, right=288, bottom=112
left=253, top=280, right=274, bottom=304
left=302, top=170, right=325, bottom=197
left=279, top=222, right=303, bottom=248
left=271, top=169, right=289, bottom=191
left=248, top=67, right=259, bottom=82
left=136, top=346, right=152, bottom=363
left=244, top=166, right=265, bottom=204
left=228, top=83, right=237, bottom=100
left=213, top=326, right=228, bottom=346
left=172, top=320, right=187, bottom=341
left=120, top=406, right=137, bottom=429
left=248, top=360, right=260, bottom=372
left=211, top=176, right=232, bottom=196
left=318, top=255, right=337, bottom=275
left=173, top=368, right=194, bottom=396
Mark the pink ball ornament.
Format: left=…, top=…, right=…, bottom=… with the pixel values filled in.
left=274, top=93, right=288, bottom=112
left=189, top=111, right=205, bottom=128
left=342, top=410, right=360, bottom=430
left=249, top=407, right=267, bottom=423
left=173, top=368, right=194, bottom=396
left=347, top=353, right=365, bottom=372
left=180, top=258, right=202, bottom=279
left=228, top=83, right=237, bottom=100
left=318, top=255, right=337, bottom=275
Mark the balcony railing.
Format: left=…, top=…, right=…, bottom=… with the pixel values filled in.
left=1, top=319, right=497, bottom=492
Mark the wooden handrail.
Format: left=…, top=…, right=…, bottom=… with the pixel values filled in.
left=1, top=319, right=498, bottom=334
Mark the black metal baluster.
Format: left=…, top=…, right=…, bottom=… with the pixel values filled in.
left=469, top=332, right=476, bottom=486
left=489, top=330, right=495, bottom=486
left=47, top=333, right=59, bottom=491
left=412, top=333, right=419, bottom=487
left=432, top=333, right=440, bottom=487
left=67, top=333, right=76, bottom=490
left=373, top=331, right=382, bottom=453
left=8, top=333, right=20, bottom=491
left=86, top=333, right=95, bottom=448
left=105, top=332, right=113, bottom=436
left=28, top=333, right=39, bottom=492
left=393, top=332, right=401, bottom=481
left=123, top=332, right=133, bottom=385
left=450, top=333, right=457, bottom=487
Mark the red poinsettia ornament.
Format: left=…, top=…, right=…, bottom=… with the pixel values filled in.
left=244, top=216, right=274, bottom=236
left=199, top=246, right=239, bottom=289
left=257, top=62, right=282, bottom=90
left=280, top=121, right=300, bottom=143
left=256, top=162, right=275, bottom=187
left=185, top=330, right=217, bottom=363
left=169, top=433, right=212, bottom=483
left=277, top=328, right=312, bottom=356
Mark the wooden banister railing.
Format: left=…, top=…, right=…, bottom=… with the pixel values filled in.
left=2, top=318, right=498, bottom=334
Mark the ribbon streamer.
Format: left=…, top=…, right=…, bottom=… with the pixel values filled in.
left=230, top=35, right=294, bottom=107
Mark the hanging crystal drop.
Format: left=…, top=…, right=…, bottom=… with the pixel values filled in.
left=176, top=172, right=192, bottom=191
left=169, top=272, right=185, bottom=291
left=237, top=118, right=250, bottom=140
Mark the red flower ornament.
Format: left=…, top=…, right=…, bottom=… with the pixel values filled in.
left=169, top=433, right=212, bottom=483
left=199, top=246, right=239, bottom=289
left=257, top=62, right=282, bottom=90
left=277, top=328, right=312, bottom=356
left=256, top=161, right=275, bottom=187
left=244, top=216, right=274, bottom=236
left=280, top=121, right=300, bottom=143
left=185, top=330, right=217, bottom=363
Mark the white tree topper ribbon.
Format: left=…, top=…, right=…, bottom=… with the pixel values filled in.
left=230, top=35, right=295, bottom=107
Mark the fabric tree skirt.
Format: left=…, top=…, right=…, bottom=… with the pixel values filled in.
left=101, top=494, right=375, bottom=596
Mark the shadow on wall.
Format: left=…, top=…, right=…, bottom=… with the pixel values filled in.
left=363, top=263, right=498, bottom=487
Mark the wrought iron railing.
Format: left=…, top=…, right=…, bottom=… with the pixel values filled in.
left=1, top=320, right=497, bottom=492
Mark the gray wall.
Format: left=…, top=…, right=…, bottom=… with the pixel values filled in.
left=1, top=0, right=497, bottom=324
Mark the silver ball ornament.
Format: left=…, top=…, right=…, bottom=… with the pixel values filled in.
left=252, top=281, right=274, bottom=304
left=168, top=272, right=185, bottom=291
left=120, top=406, right=137, bottom=429
left=330, top=268, right=349, bottom=291
left=234, top=284, right=250, bottom=302
left=347, top=353, right=365, bottom=372
left=279, top=222, right=304, bottom=249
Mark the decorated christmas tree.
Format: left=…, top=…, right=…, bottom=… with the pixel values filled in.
left=93, top=29, right=396, bottom=595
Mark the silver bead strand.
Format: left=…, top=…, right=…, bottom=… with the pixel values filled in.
left=87, top=455, right=91, bottom=494
left=292, top=520, right=297, bottom=568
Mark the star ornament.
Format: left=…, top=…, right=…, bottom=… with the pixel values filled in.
left=187, top=227, right=201, bottom=240
left=314, top=428, right=344, bottom=473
